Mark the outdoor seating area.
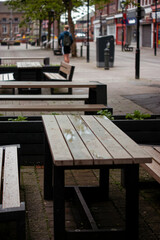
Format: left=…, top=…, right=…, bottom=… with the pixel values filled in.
left=0, top=44, right=160, bottom=240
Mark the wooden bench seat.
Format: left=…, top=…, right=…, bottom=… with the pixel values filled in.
left=0, top=73, right=15, bottom=94
left=0, top=73, right=15, bottom=81
left=0, top=145, right=25, bottom=240
left=0, top=104, right=107, bottom=112
left=141, top=145, right=160, bottom=184
left=0, top=94, right=88, bottom=101
left=44, top=61, right=75, bottom=94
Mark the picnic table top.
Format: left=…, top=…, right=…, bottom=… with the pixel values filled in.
left=42, top=115, right=153, bottom=166
left=16, top=61, right=42, bottom=68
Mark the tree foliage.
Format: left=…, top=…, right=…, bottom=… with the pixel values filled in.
left=5, top=0, right=112, bottom=55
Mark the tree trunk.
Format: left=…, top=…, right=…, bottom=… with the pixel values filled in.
left=38, top=19, right=42, bottom=46
left=48, top=15, right=51, bottom=48
left=63, top=0, right=77, bottom=57
left=68, top=8, right=77, bottom=57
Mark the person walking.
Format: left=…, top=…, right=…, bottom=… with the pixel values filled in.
left=58, top=25, right=73, bottom=63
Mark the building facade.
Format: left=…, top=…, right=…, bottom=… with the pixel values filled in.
left=0, top=1, right=35, bottom=41
left=94, top=0, right=158, bottom=48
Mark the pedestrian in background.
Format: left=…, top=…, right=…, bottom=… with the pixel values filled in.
left=58, top=25, right=73, bottom=63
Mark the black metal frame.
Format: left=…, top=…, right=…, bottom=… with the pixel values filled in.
left=44, top=140, right=139, bottom=240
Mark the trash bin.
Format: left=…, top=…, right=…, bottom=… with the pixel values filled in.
left=96, top=35, right=115, bottom=68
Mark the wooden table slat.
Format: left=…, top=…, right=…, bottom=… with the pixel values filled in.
left=16, top=61, right=42, bottom=68
left=94, top=116, right=152, bottom=164
left=81, top=115, right=133, bottom=164
left=55, top=115, right=93, bottom=165
left=68, top=115, right=113, bottom=165
left=42, top=115, right=73, bottom=166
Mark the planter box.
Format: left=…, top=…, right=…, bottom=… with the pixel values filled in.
left=0, top=116, right=44, bottom=165
left=113, top=115, right=160, bottom=144
left=0, top=66, right=18, bottom=79
left=0, top=114, right=159, bottom=166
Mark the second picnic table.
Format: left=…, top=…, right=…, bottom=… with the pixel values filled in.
left=16, top=61, right=42, bottom=94
left=42, top=115, right=152, bottom=240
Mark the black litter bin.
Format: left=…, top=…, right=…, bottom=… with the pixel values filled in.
left=96, top=35, right=115, bottom=68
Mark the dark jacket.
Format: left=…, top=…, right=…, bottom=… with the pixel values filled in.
left=58, top=30, right=73, bottom=47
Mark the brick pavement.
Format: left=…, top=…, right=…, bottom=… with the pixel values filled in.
left=0, top=43, right=160, bottom=239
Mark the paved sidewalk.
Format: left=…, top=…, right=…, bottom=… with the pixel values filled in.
left=0, top=43, right=160, bottom=240
left=0, top=42, right=160, bottom=115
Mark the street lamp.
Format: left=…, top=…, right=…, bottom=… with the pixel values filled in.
left=120, top=0, right=125, bottom=52
left=99, top=10, right=102, bottom=36
left=154, top=0, right=157, bottom=56
left=86, top=0, right=90, bottom=62
left=135, top=0, right=141, bottom=79
left=50, top=10, right=55, bottom=54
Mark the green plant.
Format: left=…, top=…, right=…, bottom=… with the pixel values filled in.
left=97, top=109, right=114, bottom=120
left=125, top=110, right=151, bottom=120
left=8, top=116, right=28, bottom=121
left=51, top=112, right=59, bottom=115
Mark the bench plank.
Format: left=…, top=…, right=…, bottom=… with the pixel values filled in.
left=0, top=104, right=106, bottom=112
left=44, top=72, right=66, bottom=80
left=43, top=115, right=73, bottom=166
left=0, top=94, right=88, bottom=100
left=0, top=81, right=98, bottom=88
left=2, top=146, right=20, bottom=209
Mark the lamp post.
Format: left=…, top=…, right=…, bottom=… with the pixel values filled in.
left=154, top=0, right=157, bottom=56
left=99, top=10, right=102, bottom=36
left=135, top=0, right=141, bottom=79
left=50, top=10, right=55, bottom=54
left=86, top=0, right=90, bottom=62
left=120, top=1, right=125, bottom=52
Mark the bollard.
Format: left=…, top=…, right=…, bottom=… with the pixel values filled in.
left=104, top=48, right=110, bottom=70
left=80, top=45, right=83, bottom=57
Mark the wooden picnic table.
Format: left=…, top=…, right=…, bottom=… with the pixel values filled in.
left=42, top=115, right=152, bottom=240
left=16, top=61, right=42, bottom=94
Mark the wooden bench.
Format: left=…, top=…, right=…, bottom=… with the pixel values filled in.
left=141, top=145, right=160, bottom=184
left=0, top=73, right=15, bottom=94
left=124, top=44, right=133, bottom=52
left=0, top=81, right=110, bottom=114
left=0, top=57, right=50, bottom=66
left=0, top=73, right=15, bottom=81
left=44, top=61, right=75, bottom=94
left=0, top=145, right=25, bottom=240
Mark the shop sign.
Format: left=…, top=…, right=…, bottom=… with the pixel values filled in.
left=126, top=17, right=137, bottom=25
left=106, top=19, right=115, bottom=25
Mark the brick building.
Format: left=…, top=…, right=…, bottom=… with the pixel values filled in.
left=0, top=1, right=35, bottom=41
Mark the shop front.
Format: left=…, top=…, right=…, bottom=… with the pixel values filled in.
left=115, top=13, right=126, bottom=45
left=152, top=5, right=160, bottom=48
